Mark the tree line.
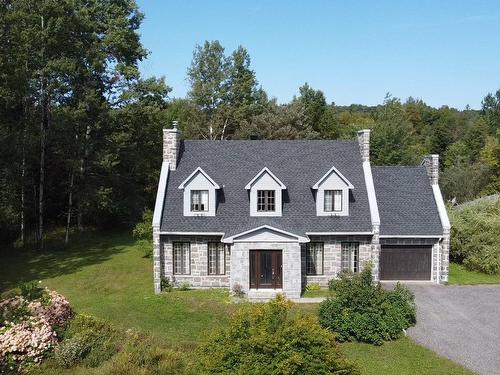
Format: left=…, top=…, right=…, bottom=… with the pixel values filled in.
left=1, top=0, right=498, bottom=246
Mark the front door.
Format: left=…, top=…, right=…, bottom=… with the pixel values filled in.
left=249, top=250, right=282, bottom=289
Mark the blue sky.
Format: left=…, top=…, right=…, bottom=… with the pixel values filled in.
left=136, top=1, right=500, bottom=109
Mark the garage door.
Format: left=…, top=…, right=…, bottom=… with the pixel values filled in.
left=380, top=246, right=432, bottom=280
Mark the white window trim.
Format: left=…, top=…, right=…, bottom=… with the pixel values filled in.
left=246, top=167, right=286, bottom=217
left=178, top=168, right=219, bottom=217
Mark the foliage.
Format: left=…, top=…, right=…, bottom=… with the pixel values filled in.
left=448, top=263, right=500, bottom=285
left=177, top=282, right=191, bottom=291
left=197, top=295, right=358, bottom=374
left=449, top=198, right=500, bottom=274
left=19, top=281, right=45, bottom=301
left=231, top=283, right=245, bottom=298
left=0, top=288, right=72, bottom=373
left=132, top=209, right=153, bottom=257
left=305, top=282, right=322, bottom=292
left=161, top=277, right=174, bottom=293
left=319, top=268, right=416, bottom=345
left=54, top=334, right=90, bottom=368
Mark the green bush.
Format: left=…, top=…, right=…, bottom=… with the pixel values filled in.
left=319, top=267, right=416, bottom=345
left=133, top=209, right=153, bottom=257
left=63, top=314, right=120, bottom=367
left=197, top=295, right=358, bottom=374
left=54, top=334, right=90, bottom=368
left=450, top=198, right=500, bottom=274
left=177, top=282, right=191, bottom=291
left=19, top=280, right=45, bottom=301
left=160, top=277, right=174, bottom=292
left=305, top=282, right=321, bottom=292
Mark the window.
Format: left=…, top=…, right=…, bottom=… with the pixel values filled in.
left=257, top=190, right=275, bottom=212
left=324, top=190, right=342, bottom=212
left=173, top=242, right=190, bottom=274
left=208, top=243, right=225, bottom=275
left=306, top=242, right=324, bottom=275
left=191, top=190, right=209, bottom=212
left=341, top=242, right=359, bottom=273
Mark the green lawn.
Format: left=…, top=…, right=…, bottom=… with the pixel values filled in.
left=301, top=288, right=334, bottom=298
left=449, top=262, right=500, bottom=285
left=0, top=232, right=472, bottom=374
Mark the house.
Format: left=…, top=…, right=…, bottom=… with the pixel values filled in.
left=152, top=122, right=450, bottom=299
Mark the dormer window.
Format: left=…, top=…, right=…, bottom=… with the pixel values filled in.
left=257, top=190, right=275, bottom=212
left=312, top=166, right=354, bottom=217
left=245, top=168, right=286, bottom=217
left=191, top=190, right=209, bottom=212
left=324, top=190, right=342, bottom=212
left=178, top=167, right=220, bottom=217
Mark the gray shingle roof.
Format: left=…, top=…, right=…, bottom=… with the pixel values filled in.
left=160, top=140, right=373, bottom=236
left=372, top=166, right=443, bottom=236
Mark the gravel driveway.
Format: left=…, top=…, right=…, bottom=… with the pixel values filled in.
left=407, top=284, right=500, bottom=375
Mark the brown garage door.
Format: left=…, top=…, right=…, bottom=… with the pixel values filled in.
left=380, top=246, right=432, bottom=280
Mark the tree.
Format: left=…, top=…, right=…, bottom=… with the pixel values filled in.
left=370, top=95, right=416, bottom=165
left=482, top=89, right=500, bottom=133
left=295, top=83, right=327, bottom=133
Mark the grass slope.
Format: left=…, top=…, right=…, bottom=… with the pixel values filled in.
left=0, top=232, right=472, bottom=373
left=449, top=263, right=500, bottom=285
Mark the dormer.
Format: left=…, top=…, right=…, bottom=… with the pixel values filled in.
left=178, top=167, right=220, bottom=217
left=245, top=168, right=286, bottom=217
left=312, top=166, right=354, bottom=216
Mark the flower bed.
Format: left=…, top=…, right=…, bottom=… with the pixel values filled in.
left=0, top=283, right=73, bottom=373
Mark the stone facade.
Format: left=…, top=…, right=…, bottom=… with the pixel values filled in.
left=302, top=235, right=372, bottom=288
left=422, top=154, right=439, bottom=186
left=231, top=242, right=302, bottom=299
left=161, top=235, right=230, bottom=287
left=163, top=122, right=181, bottom=170
left=357, top=129, right=371, bottom=162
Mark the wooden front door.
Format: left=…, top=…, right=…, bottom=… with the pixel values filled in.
left=250, top=250, right=282, bottom=289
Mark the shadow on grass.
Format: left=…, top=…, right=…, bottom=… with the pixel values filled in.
left=0, top=231, right=134, bottom=292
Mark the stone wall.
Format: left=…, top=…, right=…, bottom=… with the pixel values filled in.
left=230, top=242, right=302, bottom=299
left=302, top=235, right=373, bottom=288
left=161, top=235, right=230, bottom=288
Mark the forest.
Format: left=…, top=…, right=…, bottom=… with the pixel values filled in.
left=1, top=0, right=499, bottom=246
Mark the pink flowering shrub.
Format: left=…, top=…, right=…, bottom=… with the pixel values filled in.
left=0, top=286, right=73, bottom=372
left=28, top=290, right=72, bottom=328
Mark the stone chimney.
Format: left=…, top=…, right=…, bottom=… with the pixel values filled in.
left=422, top=154, right=439, bottom=185
left=163, top=120, right=181, bottom=170
left=357, top=129, right=371, bottom=162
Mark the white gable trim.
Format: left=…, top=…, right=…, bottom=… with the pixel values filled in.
left=431, top=185, right=451, bottom=230
left=222, top=225, right=309, bottom=244
left=312, top=166, right=354, bottom=190
left=178, top=167, right=220, bottom=189
left=152, top=162, right=170, bottom=227
left=245, top=167, right=286, bottom=190
left=362, top=161, right=380, bottom=226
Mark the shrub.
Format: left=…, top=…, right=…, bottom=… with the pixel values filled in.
left=319, top=267, right=416, bottom=345
left=197, top=295, right=358, bottom=374
left=0, top=289, right=73, bottom=372
left=449, top=198, right=500, bottom=274
left=19, top=281, right=45, bottom=301
left=63, top=314, right=119, bottom=367
left=160, top=277, right=174, bottom=292
left=231, top=283, right=245, bottom=298
left=177, top=282, right=191, bottom=291
left=0, top=316, right=57, bottom=372
left=54, top=334, right=90, bottom=368
left=305, top=282, right=321, bottom=292
left=133, top=209, right=153, bottom=257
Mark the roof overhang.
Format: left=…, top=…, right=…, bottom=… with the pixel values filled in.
left=223, top=225, right=308, bottom=244
left=379, top=235, right=442, bottom=239
left=245, top=167, right=286, bottom=190
left=305, top=232, right=373, bottom=236
left=178, top=167, right=220, bottom=189
left=312, top=166, right=354, bottom=189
